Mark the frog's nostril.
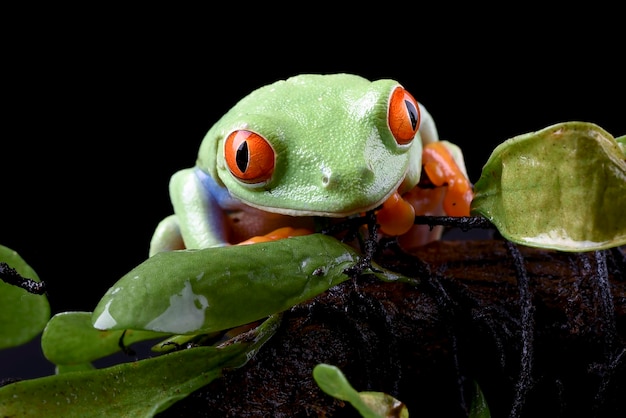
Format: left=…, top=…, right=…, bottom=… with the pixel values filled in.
left=321, top=167, right=374, bottom=189
left=321, top=166, right=332, bottom=187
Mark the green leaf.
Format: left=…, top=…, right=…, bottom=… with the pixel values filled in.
left=469, top=381, right=491, bottom=418
left=471, top=122, right=626, bottom=251
left=313, top=363, right=408, bottom=418
left=0, top=313, right=280, bottom=417
left=56, top=363, right=96, bottom=374
left=92, top=234, right=360, bottom=334
left=0, top=344, right=242, bottom=417
left=41, top=311, right=168, bottom=367
left=314, top=364, right=380, bottom=418
left=359, top=392, right=409, bottom=418
left=0, top=245, right=50, bottom=350
left=615, top=134, right=625, bottom=153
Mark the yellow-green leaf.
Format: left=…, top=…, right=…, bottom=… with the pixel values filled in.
left=471, top=122, right=626, bottom=251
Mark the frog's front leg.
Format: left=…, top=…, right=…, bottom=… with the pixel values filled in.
left=149, top=167, right=231, bottom=256
left=149, top=214, right=185, bottom=256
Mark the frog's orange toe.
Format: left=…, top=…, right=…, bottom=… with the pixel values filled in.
left=377, top=192, right=416, bottom=236
left=237, top=226, right=313, bottom=245
left=422, top=142, right=474, bottom=217
left=443, top=184, right=473, bottom=217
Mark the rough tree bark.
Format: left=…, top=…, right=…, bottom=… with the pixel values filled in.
left=158, top=239, right=626, bottom=418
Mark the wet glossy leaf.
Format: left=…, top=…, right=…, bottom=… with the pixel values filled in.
left=41, top=311, right=168, bottom=367
left=0, top=314, right=279, bottom=417
left=0, top=245, right=50, bottom=350
left=92, top=234, right=360, bottom=334
left=471, top=122, right=626, bottom=251
left=0, top=342, right=244, bottom=417
left=313, top=363, right=408, bottom=418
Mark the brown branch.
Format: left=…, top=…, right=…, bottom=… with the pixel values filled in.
left=158, top=240, right=626, bottom=418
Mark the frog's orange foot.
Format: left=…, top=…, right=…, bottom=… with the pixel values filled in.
left=236, top=226, right=313, bottom=245
left=377, top=191, right=416, bottom=236
left=422, top=142, right=474, bottom=217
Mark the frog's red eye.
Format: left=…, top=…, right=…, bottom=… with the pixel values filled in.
left=224, top=130, right=275, bottom=184
left=388, top=87, right=420, bottom=145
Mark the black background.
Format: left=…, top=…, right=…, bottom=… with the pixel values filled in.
left=2, top=9, right=624, bottom=380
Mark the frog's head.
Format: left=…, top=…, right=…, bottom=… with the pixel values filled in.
left=197, top=73, right=423, bottom=217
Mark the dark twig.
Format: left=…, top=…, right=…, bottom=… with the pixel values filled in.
left=343, top=211, right=383, bottom=277
left=593, top=347, right=626, bottom=418
left=413, top=215, right=496, bottom=231
left=609, top=247, right=626, bottom=278
left=505, top=240, right=535, bottom=418
left=0, top=262, right=47, bottom=295
left=590, top=250, right=622, bottom=417
left=318, top=214, right=370, bottom=237
left=118, top=329, right=137, bottom=357
left=423, top=270, right=469, bottom=416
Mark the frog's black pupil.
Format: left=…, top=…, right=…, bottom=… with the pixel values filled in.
left=405, top=100, right=418, bottom=131
left=236, top=141, right=249, bottom=173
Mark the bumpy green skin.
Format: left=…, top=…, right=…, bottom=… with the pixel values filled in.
left=92, top=234, right=360, bottom=334
left=471, top=121, right=626, bottom=251
left=150, top=73, right=440, bottom=253
left=201, top=74, right=425, bottom=213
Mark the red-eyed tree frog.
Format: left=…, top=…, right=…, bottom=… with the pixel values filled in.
left=149, top=74, right=473, bottom=256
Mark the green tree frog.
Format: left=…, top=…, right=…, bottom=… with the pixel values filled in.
left=149, top=74, right=472, bottom=256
